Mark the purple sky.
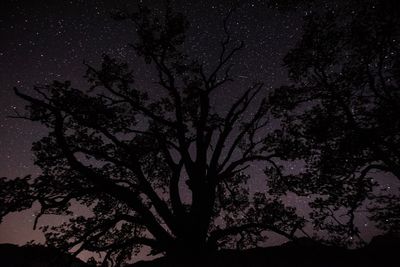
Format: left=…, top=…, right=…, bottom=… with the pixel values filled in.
left=1, top=1, right=395, bottom=260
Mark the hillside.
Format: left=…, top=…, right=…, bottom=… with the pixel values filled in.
left=130, top=234, right=400, bottom=267
left=0, top=243, right=90, bottom=267
left=1, top=234, right=398, bottom=266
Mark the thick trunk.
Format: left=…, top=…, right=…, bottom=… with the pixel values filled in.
left=165, top=238, right=215, bottom=263
left=189, top=173, right=217, bottom=241
left=166, top=170, right=217, bottom=261
left=165, top=213, right=215, bottom=262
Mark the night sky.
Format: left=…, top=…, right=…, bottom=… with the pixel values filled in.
left=0, top=0, right=395, bottom=255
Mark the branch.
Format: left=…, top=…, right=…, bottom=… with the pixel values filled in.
left=206, top=7, right=244, bottom=93
left=85, top=63, right=177, bottom=128
left=209, top=83, right=263, bottom=174
left=169, top=160, right=185, bottom=218
left=208, top=222, right=295, bottom=246
left=219, top=155, right=277, bottom=181
left=219, top=97, right=269, bottom=171
left=15, top=88, right=174, bottom=247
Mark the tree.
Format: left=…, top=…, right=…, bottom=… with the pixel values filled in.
left=268, top=0, right=400, bottom=245
left=0, top=3, right=305, bottom=265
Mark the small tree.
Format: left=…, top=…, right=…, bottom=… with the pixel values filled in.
left=1, top=3, right=304, bottom=265
left=269, top=0, right=400, bottom=245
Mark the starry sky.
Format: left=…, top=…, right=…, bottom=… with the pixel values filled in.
left=0, top=0, right=393, bottom=251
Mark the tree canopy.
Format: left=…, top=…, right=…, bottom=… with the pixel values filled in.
left=269, top=0, right=400, bottom=245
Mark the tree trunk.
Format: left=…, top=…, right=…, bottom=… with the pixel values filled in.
left=166, top=238, right=214, bottom=263
left=165, top=217, right=215, bottom=263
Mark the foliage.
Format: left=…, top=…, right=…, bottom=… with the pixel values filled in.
left=269, top=0, right=400, bottom=245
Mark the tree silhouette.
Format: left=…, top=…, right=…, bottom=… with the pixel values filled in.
left=269, top=0, right=400, bottom=245
left=2, top=1, right=399, bottom=265
left=1, top=3, right=305, bottom=265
